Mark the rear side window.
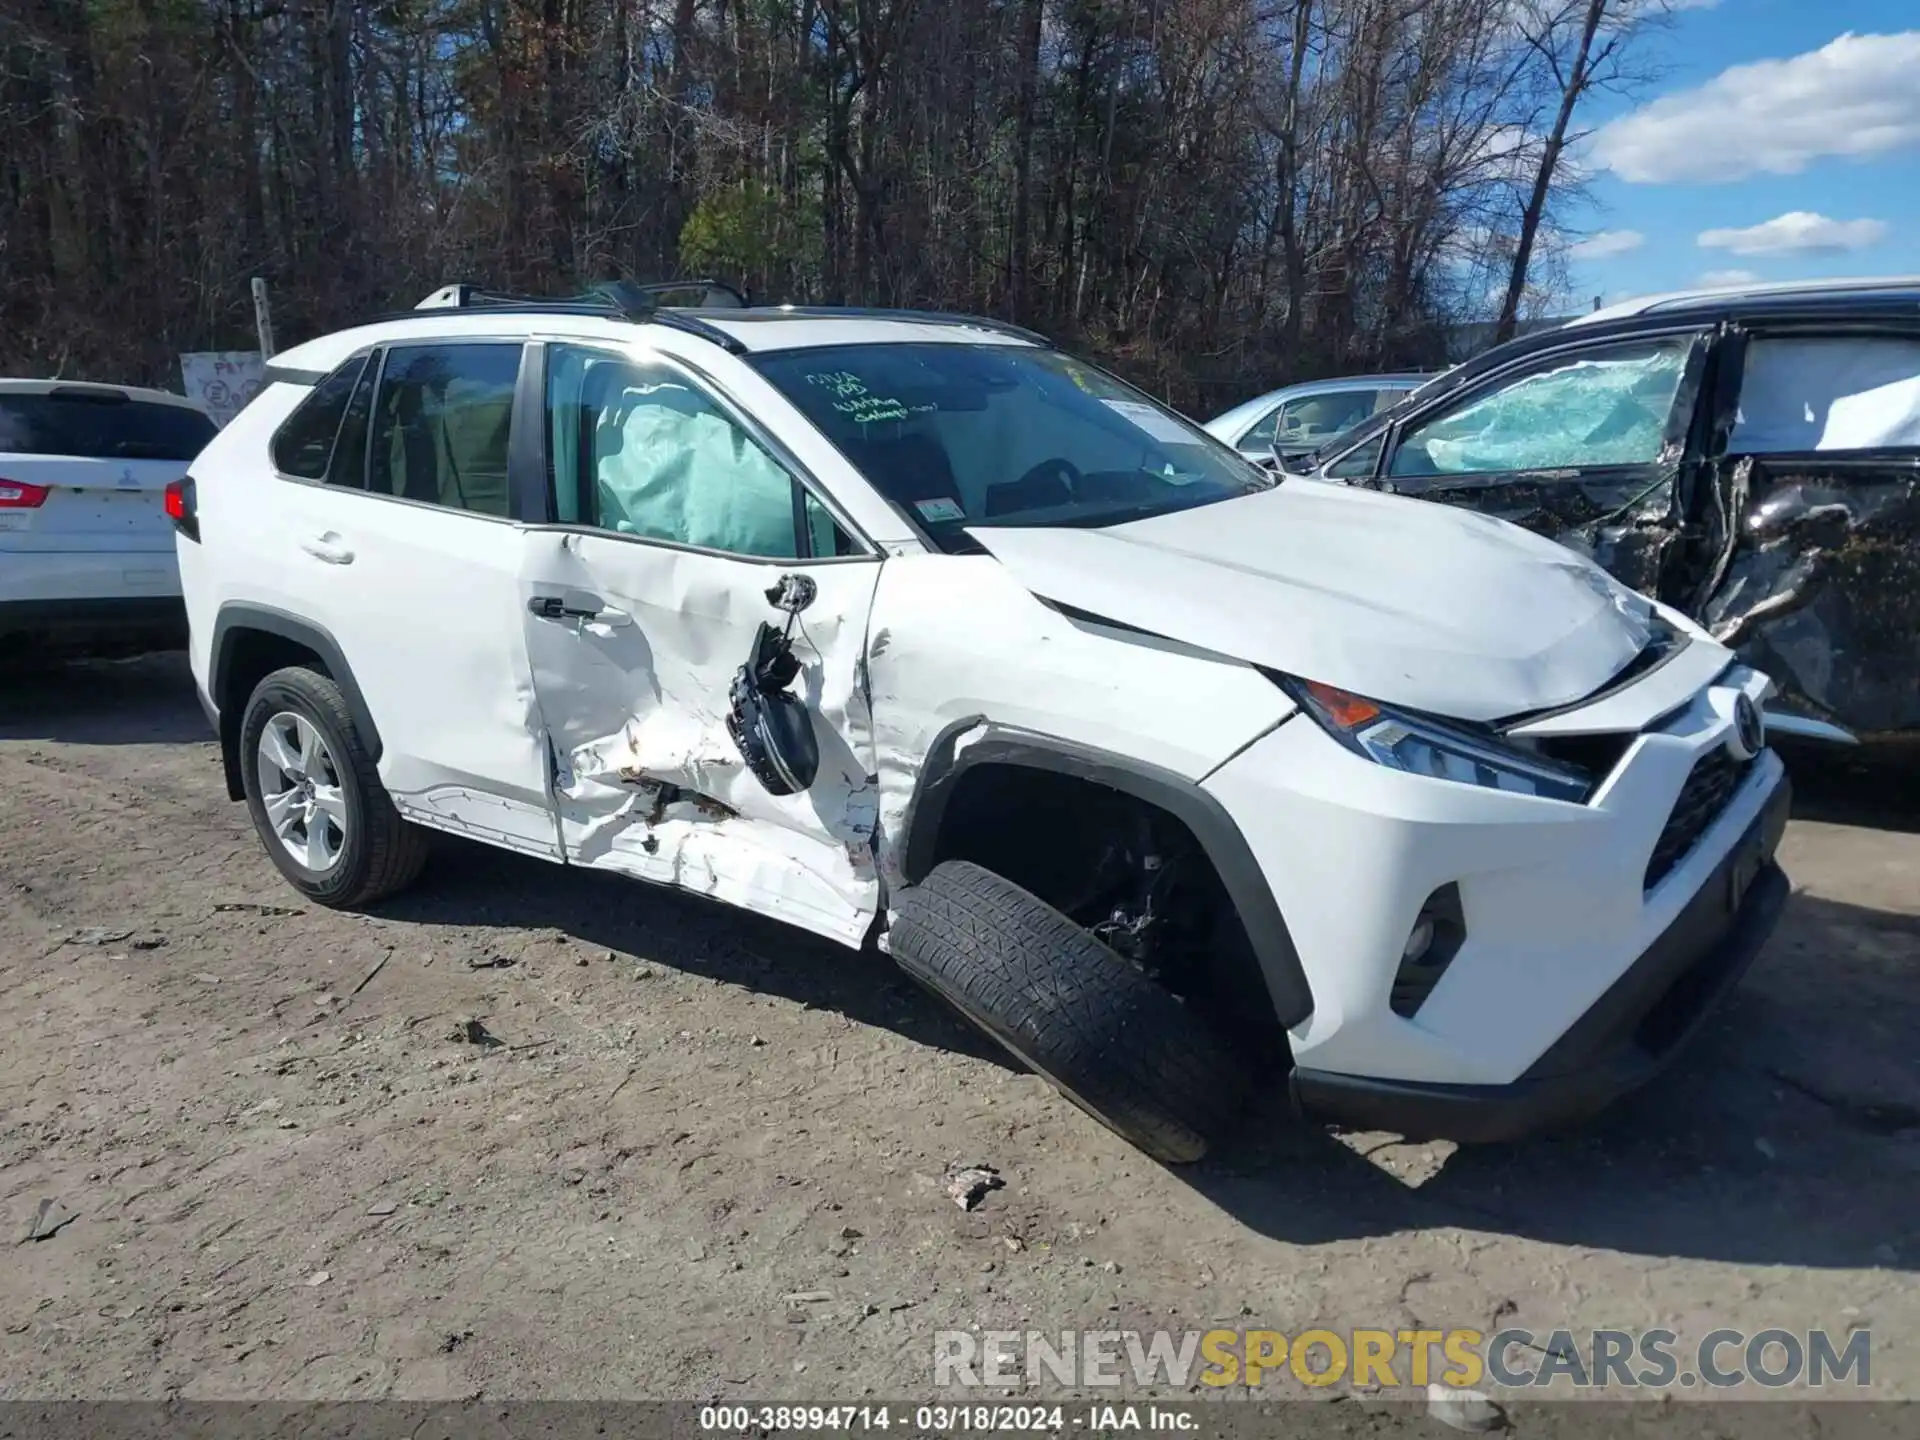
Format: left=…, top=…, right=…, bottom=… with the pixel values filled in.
left=365, top=344, right=521, bottom=517
left=0, top=391, right=216, bottom=461
left=1730, top=335, right=1920, bottom=453
left=271, top=358, right=367, bottom=478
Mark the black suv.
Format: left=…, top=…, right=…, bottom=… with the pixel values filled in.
left=1294, top=278, right=1920, bottom=743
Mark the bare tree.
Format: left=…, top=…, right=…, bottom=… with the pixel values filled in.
left=1493, top=0, right=1667, bottom=343
left=0, top=0, right=1650, bottom=412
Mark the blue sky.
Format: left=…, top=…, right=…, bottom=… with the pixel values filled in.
left=1561, top=1, right=1919, bottom=309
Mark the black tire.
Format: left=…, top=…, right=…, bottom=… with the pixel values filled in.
left=239, top=665, right=430, bottom=908
left=890, top=860, right=1252, bottom=1164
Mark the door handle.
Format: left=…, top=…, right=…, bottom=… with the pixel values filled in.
left=300, top=533, right=354, bottom=565
left=528, top=594, right=631, bottom=626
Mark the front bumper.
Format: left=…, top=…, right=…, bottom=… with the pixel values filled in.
left=1292, top=773, right=1791, bottom=1141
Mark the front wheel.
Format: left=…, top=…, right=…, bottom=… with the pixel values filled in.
left=239, top=666, right=429, bottom=907
left=889, top=860, right=1252, bottom=1163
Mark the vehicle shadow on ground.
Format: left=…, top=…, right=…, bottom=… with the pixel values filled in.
left=400, top=818, right=1920, bottom=1273
left=16, top=651, right=1916, bottom=1271
left=1774, top=737, right=1920, bottom=834
left=1191, top=883, right=1920, bottom=1272
left=379, top=834, right=1019, bottom=1073
left=0, top=651, right=213, bottom=746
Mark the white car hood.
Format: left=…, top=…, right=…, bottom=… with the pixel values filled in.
left=967, top=481, right=1656, bottom=724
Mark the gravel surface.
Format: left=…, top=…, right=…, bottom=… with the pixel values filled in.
left=2, top=654, right=1915, bottom=1404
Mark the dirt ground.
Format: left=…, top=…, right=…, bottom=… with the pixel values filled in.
left=2, top=653, right=1917, bottom=1405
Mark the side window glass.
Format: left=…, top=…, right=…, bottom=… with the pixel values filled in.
left=1730, top=335, right=1920, bottom=453
left=1239, top=404, right=1282, bottom=452
left=1388, top=338, right=1692, bottom=479
left=1326, top=433, right=1384, bottom=479
left=802, top=490, right=859, bottom=557
left=326, top=353, right=378, bottom=490
left=270, top=357, right=366, bottom=479
left=1279, top=390, right=1377, bottom=447
left=367, top=344, right=520, bottom=516
left=546, top=345, right=801, bottom=559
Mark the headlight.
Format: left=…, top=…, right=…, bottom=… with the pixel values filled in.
left=1278, top=677, right=1593, bottom=804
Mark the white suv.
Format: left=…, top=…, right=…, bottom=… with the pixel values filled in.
left=176, top=284, right=1792, bottom=1161
left=2, top=380, right=216, bottom=657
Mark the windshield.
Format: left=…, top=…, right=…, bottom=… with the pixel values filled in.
left=751, top=343, right=1270, bottom=551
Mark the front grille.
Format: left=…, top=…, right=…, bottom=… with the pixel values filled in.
left=1644, top=748, right=1750, bottom=891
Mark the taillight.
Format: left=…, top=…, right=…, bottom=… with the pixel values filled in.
left=0, top=479, right=50, bottom=508
left=165, top=476, right=199, bottom=541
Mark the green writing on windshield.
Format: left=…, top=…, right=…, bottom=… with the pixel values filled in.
left=806, top=370, right=913, bottom=424
left=837, top=395, right=909, bottom=422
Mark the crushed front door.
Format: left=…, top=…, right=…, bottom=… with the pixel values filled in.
left=519, top=532, right=884, bottom=944
left=1689, top=328, right=1920, bottom=735
left=518, top=342, right=885, bottom=946
left=1366, top=330, right=1714, bottom=603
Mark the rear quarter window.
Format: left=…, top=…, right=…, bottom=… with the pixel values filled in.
left=270, top=358, right=368, bottom=479
left=0, top=391, right=216, bottom=461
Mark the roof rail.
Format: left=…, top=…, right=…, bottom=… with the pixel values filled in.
left=406, top=279, right=751, bottom=352
left=759, top=305, right=1051, bottom=346
left=414, top=279, right=749, bottom=314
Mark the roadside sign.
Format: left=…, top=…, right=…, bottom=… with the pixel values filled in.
left=179, top=351, right=266, bottom=428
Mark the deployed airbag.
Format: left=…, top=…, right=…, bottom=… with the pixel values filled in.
left=1729, top=336, right=1920, bottom=453
left=596, top=397, right=798, bottom=557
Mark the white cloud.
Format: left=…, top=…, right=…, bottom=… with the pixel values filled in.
left=1463, top=123, right=1543, bottom=183
left=1567, top=229, right=1645, bottom=261
left=1592, top=31, right=1920, bottom=183
left=1696, top=269, right=1762, bottom=288
left=1697, top=212, right=1888, bottom=258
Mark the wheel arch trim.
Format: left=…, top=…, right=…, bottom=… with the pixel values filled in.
left=893, top=716, right=1314, bottom=1029
left=210, top=604, right=383, bottom=800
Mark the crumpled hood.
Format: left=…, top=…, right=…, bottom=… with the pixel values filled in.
left=967, top=481, right=1657, bottom=723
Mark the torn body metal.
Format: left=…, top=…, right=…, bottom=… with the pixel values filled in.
left=1378, top=464, right=1683, bottom=600
left=1357, top=321, right=1920, bottom=738
left=1703, top=451, right=1920, bottom=735
left=518, top=529, right=884, bottom=946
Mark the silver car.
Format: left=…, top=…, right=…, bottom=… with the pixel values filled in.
left=1204, top=374, right=1429, bottom=467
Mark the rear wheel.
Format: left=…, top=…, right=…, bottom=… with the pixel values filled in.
left=239, top=666, right=429, bottom=907
left=890, top=860, right=1251, bottom=1163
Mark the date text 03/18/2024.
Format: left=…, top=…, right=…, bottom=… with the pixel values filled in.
left=699, top=1404, right=1196, bottom=1432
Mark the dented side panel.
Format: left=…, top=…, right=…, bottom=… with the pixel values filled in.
left=519, top=529, right=885, bottom=946
left=1379, top=467, right=1684, bottom=598
left=1702, top=451, right=1920, bottom=734
left=864, top=553, right=1298, bottom=895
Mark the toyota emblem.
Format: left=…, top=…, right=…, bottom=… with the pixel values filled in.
left=1729, top=694, right=1765, bottom=760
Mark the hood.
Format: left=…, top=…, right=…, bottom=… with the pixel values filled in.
left=967, top=482, right=1656, bottom=724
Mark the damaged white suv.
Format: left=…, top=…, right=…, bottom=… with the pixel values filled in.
left=176, top=283, right=1792, bottom=1162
